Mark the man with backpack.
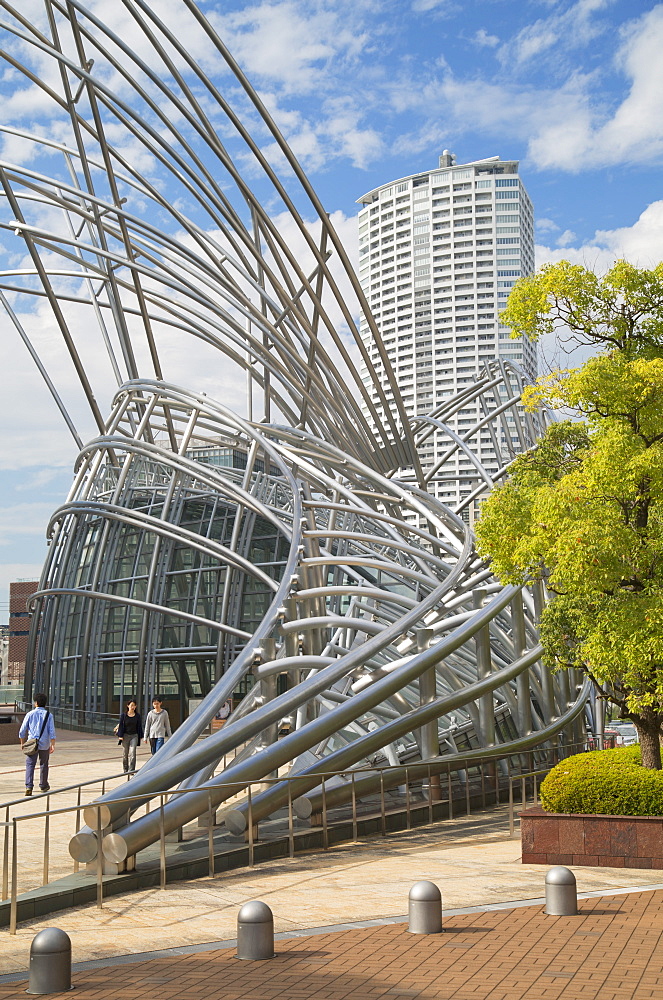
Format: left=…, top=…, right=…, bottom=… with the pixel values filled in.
left=19, top=693, right=56, bottom=795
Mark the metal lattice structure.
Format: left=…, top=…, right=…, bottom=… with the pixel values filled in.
left=0, top=1, right=590, bottom=866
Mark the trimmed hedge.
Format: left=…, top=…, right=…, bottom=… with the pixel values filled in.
left=540, top=746, right=663, bottom=817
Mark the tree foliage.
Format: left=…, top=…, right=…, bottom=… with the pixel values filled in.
left=501, top=259, right=663, bottom=357
left=476, top=261, right=663, bottom=768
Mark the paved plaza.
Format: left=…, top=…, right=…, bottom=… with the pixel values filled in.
left=1, top=887, right=662, bottom=1000
left=1, top=736, right=662, bottom=998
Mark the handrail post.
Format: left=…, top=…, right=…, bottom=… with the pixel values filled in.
left=9, top=819, right=17, bottom=935
left=465, top=760, right=471, bottom=815
left=247, top=784, right=255, bottom=867
left=533, top=771, right=538, bottom=807
left=287, top=779, right=294, bottom=859
left=322, top=775, right=328, bottom=850
left=96, top=806, right=103, bottom=910
left=427, top=765, right=433, bottom=825
left=73, top=786, right=82, bottom=873
left=380, top=770, right=386, bottom=837
left=405, top=767, right=411, bottom=831
left=43, top=794, right=50, bottom=886
left=480, top=762, right=486, bottom=809
left=351, top=771, right=358, bottom=842
left=2, top=807, right=9, bottom=901
left=159, top=795, right=166, bottom=890
left=508, top=777, right=514, bottom=837
left=207, top=792, right=215, bottom=879
left=447, top=768, right=453, bottom=821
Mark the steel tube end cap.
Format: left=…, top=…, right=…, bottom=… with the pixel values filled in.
left=225, top=809, right=247, bottom=835
left=293, top=796, right=312, bottom=819
left=68, top=832, right=98, bottom=863
left=102, top=832, right=128, bottom=863
left=83, top=803, right=112, bottom=829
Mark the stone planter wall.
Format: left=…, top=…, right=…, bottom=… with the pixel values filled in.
left=521, top=806, right=663, bottom=869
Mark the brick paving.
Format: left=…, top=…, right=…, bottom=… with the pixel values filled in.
left=1, top=889, right=662, bottom=1000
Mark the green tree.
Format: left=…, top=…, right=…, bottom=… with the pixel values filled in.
left=503, top=259, right=663, bottom=358
left=476, top=261, right=663, bottom=769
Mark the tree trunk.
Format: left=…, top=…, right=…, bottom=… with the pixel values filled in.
left=633, top=715, right=663, bottom=769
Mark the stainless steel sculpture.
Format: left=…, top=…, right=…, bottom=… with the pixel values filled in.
left=0, top=1, right=590, bottom=867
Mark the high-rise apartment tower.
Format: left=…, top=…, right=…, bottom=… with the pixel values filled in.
left=357, top=153, right=537, bottom=516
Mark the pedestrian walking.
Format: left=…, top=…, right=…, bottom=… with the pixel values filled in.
left=216, top=700, right=231, bottom=722
left=143, top=696, right=172, bottom=754
left=114, top=698, right=143, bottom=773
left=19, top=693, right=56, bottom=795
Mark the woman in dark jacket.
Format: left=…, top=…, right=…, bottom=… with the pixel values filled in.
left=114, top=699, right=144, bottom=773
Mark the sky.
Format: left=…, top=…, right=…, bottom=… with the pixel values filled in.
left=1, top=0, right=663, bottom=619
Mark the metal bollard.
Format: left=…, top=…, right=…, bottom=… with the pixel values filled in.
left=27, top=927, right=72, bottom=994
left=236, top=900, right=275, bottom=960
left=544, top=866, right=577, bottom=915
left=408, top=880, right=442, bottom=934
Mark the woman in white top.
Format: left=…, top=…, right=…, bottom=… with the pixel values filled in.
left=143, top=696, right=172, bottom=754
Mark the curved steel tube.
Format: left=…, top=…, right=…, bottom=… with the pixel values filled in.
left=0, top=2, right=588, bottom=870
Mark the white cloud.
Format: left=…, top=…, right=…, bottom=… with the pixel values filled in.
left=473, top=29, right=500, bottom=49
left=593, top=201, right=663, bottom=266
left=4, top=0, right=663, bottom=187
left=249, top=88, right=384, bottom=174
left=0, top=295, right=99, bottom=470
left=319, top=100, right=384, bottom=170
left=536, top=200, right=663, bottom=271
left=537, top=218, right=560, bottom=232
left=208, top=1, right=369, bottom=97
left=388, top=71, right=594, bottom=164
left=389, top=0, right=663, bottom=178
left=498, top=0, right=611, bottom=69
left=556, top=229, right=577, bottom=247
left=411, top=0, right=453, bottom=12
left=378, top=3, right=663, bottom=176
left=0, top=504, right=58, bottom=548
left=14, top=468, right=66, bottom=493
left=529, top=5, right=663, bottom=170
left=263, top=206, right=362, bottom=356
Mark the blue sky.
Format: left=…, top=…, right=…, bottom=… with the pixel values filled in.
left=1, top=0, right=663, bottom=618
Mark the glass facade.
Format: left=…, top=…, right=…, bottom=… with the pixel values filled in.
left=25, top=437, right=289, bottom=729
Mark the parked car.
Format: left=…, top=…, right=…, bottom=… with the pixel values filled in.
left=607, top=722, right=639, bottom=746
left=602, top=728, right=620, bottom=749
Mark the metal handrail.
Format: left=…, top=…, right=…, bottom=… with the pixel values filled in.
left=0, top=742, right=241, bottom=813
left=0, top=767, right=133, bottom=814
left=1, top=737, right=590, bottom=934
